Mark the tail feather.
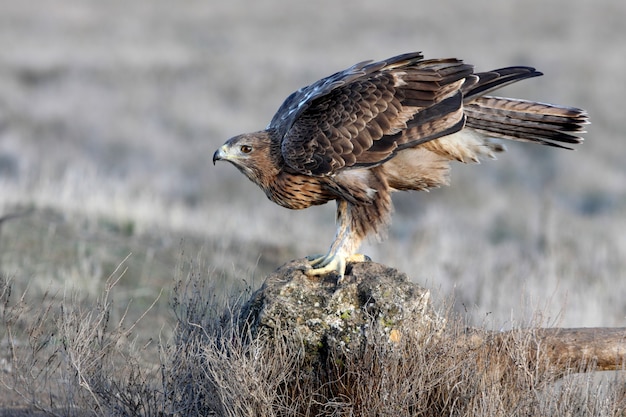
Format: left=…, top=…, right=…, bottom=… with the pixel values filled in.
left=464, top=96, right=588, bottom=149
left=460, top=66, right=588, bottom=149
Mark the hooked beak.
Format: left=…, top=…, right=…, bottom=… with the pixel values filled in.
left=212, top=145, right=227, bottom=165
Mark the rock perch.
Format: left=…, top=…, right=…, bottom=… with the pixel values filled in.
left=240, top=258, right=444, bottom=362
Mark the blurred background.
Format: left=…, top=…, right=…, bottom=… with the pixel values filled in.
left=0, top=0, right=624, bottom=329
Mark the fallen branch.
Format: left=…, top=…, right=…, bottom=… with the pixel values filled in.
left=461, top=327, right=626, bottom=381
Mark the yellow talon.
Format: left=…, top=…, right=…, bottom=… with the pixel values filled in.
left=304, top=253, right=371, bottom=282
left=305, top=254, right=326, bottom=267
left=303, top=200, right=371, bottom=282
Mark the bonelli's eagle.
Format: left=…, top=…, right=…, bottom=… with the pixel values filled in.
left=213, top=52, right=588, bottom=280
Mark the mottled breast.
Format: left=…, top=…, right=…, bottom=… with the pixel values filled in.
left=266, top=172, right=335, bottom=210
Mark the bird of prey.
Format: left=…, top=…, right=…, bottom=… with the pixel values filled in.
left=213, top=52, right=588, bottom=280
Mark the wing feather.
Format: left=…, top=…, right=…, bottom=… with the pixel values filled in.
left=267, top=52, right=425, bottom=138
left=279, top=56, right=474, bottom=176
left=462, top=66, right=541, bottom=101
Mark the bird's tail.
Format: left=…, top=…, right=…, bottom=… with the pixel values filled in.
left=463, top=67, right=589, bottom=149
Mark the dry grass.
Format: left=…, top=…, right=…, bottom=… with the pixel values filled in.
left=1, top=261, right=625, bottom=417
left=0, top=258, right=163, bottom=416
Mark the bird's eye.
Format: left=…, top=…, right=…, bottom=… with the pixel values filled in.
left=240, top=145, right=252, bottom=154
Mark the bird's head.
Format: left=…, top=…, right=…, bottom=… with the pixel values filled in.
left=213, top=131, right=278, bottom=187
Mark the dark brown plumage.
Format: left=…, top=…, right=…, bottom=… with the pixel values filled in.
left=213, top=52, right=588, bottom=279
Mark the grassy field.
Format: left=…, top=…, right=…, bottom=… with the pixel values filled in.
left=0, top=0, right=625, bottom=414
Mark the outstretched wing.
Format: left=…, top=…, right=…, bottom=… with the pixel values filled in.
left=268, top=52, right=423, bottom=138
left=274, top=53, right=474, bottom=177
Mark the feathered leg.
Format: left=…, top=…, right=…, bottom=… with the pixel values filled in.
left=305, top=200, right=369, bottom=280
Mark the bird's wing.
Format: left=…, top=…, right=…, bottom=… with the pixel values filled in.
left=461, top=66, right=542, bottom=101
left=267, top=52, right=423, bottom=138
left=276, top=53, right=474, bottom=176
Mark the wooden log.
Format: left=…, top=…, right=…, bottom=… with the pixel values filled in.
left=461, top=327, right=626, bottom=380
left=533, top=327, right=626, bottom=373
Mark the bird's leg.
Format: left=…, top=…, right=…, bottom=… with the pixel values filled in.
left=305, top=200, right=369, bottom=280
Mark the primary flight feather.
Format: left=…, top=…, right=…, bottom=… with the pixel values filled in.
left=213, top=52, right=588, bottom=280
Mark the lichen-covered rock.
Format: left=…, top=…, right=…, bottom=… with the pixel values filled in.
left=240, top=258, right=444, bottom=362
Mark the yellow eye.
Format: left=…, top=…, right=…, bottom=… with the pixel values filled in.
left=240, top=145, right=252, bottom=154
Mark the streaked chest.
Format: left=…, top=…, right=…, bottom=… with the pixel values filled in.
left=264, top=172, right=335, bottom=210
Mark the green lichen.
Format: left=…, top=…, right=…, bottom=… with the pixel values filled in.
left=340, top=310, right=352, bottom=320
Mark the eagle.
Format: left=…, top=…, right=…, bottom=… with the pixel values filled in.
left=213, top=52, right=588, bottom=280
